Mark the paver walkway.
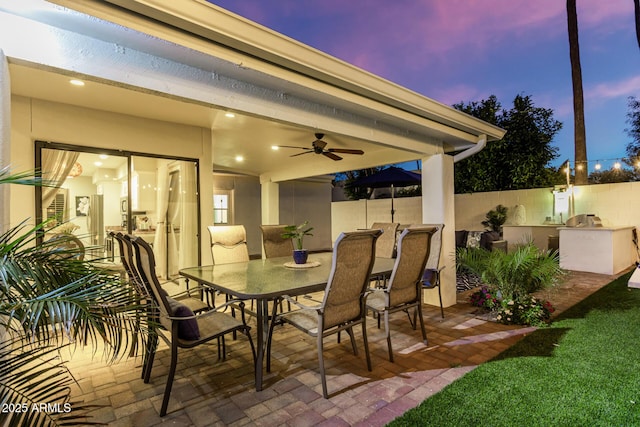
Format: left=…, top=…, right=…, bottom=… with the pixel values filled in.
left=67, top=269, right=629, bottom=426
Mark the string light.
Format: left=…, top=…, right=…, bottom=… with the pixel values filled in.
left=563, top=158, right=637, bottom=172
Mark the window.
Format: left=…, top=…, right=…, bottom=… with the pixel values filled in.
left=213, top=191, right=231, bottom=224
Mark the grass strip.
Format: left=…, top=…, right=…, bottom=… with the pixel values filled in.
left=389, top=271, right=640, bottom=427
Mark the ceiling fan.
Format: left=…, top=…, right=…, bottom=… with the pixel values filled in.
left=277, top=133, right=364, bottom=161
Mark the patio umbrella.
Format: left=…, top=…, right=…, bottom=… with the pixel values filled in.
left=347, top=166, right=422, bottom=222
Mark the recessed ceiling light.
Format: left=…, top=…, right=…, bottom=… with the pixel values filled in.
left=99, top=154, right=108, bottom=159
left=69, top=79, right=85, bottom=86
left=94, top=161, right=102, bottom=166
left=271, top=145, right=279, bottom=150
left=235, top=155, right=244, bottom=162
left=225, top=112, right=235, bottom=118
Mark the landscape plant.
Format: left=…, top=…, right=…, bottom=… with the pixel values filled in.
left=457, top=242, right=565, bottom=301
left=495, top=295, right=555, bottom=327
left=0, top=168, right=143, bottom=426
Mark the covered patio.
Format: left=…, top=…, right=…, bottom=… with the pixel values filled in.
left=0, top=0, right=504, bottom=309
left=65, top=269, right=620, bottom=425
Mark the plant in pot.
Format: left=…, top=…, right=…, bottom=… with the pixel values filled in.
left=482, top=204, right=508, bottom=236
left=281, top=221, right=314, bottom=264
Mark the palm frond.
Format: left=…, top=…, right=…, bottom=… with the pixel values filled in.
left=0, top=338, right=104, bottom=426
left=457, top=242, right=565, bottom=300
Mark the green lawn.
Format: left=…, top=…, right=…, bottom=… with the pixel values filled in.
left=389, top=271, right=640, bottom=427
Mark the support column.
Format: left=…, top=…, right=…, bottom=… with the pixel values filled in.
left=0, top=50, right=10, bottom=233
left=261, top=181, right=280, bottom=225
left=260, top=181, right=279, bottom=258
left=421, top=154, right=457, bottom=308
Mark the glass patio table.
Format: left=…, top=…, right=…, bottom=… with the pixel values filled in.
left=179, top=252, right=396, bottom=391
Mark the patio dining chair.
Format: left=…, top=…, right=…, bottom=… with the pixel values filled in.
left=206, top=224, right=251, bottom=308
left=260, top=224, right=293, bottom=258
left=366, top=227, right=436, bottom=362
left=208, top=225, right=250, bottom=264
left=112, top=232, right=212, bottom=379
left=414, top=223, right=445, bottom=319
left=130, top=236, right=256, bottom=417
left=266, top=229, right=382, bottom=398
left=369, top=222, right=399, bottom=288
left=370, top=222, right=399, bottom=259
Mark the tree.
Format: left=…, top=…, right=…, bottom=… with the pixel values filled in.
left=625, top=96, right=640, bottom=161
left=453, top=94, right=562, bottom=193
left=588, top=167, right=640, bottom=184
left=334, top=167, right=382, bottom=200
left=567, top=0, right=589, bottom=185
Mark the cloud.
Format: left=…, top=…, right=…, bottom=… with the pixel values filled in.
left=589, top=76, right=640, bottom=100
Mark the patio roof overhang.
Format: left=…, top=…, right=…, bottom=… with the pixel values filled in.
left=0, top=0, right=505, bottom=183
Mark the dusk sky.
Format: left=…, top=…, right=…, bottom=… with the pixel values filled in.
left=208, top=0, right=639, bottom=171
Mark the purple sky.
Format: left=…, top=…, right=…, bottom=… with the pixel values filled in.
left=208, top=0, right=639, bottom=170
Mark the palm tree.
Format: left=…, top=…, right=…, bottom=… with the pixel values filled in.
left=567, top=0, right=588, bottom=185
left=0, top=168, right=144, bottom=426
left=635, top=0, right=640, bottom=50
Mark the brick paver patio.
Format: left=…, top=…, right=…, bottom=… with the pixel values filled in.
left=66, top=268, right=628, bottom=426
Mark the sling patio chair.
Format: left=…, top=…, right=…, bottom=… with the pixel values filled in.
left=266, top=229, right=382, bottom=398
left=366, top=226, right=436, bottom=362
left=130, top=235, right=255, bottom=416
left=260, top=224, right=293, bottom=258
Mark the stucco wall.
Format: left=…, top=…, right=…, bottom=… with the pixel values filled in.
left=332, top=181, right=640, bottom=243
left=10, top=96, right=213, bottom=259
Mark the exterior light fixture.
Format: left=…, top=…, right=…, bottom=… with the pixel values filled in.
left=614, top=161, right=621, bottom=169
left=271, top=145, right=279, bottom=150
left=235, top=155, right=244, bottom=162
left=594, top=163, right=601, bottom=170
left=69, top=79, right=85, bottom=86
left=225, top=112, right=235, bottom=118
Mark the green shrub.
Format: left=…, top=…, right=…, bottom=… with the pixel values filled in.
left=496, top=295, right=555, bottom=327
left=457, top=242, right=565, bottom=301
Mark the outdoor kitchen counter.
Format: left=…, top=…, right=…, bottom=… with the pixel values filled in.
left=502, top=224, right=561, bottom=252
left=558, top=226, right=635, bottom=275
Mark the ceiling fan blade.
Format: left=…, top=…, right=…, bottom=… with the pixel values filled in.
left=328, top=148, right=364, bottom=155
left=322, top=152, right=343, bottom=161
left=290, top=150, right=313, bottom=157
left=277, top=145, right=311, bottom=150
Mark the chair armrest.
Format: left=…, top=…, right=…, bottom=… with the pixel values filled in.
left=167, top=286, right=208, bottom=299
left=282, top=294, right=321, bottom=311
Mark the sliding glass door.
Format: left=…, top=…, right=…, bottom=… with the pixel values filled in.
left=35, top=142, right=200, bottom=275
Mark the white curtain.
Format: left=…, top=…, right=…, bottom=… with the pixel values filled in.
left=179, top=161, right=198, bottom=270
left=41, top=149, right=79, bottom=210
left=153, top=163, right=169, bottom=277
left=166, top=169, right=181, bottom=277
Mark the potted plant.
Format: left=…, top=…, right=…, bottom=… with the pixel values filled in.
left=281, top=221, right=314, bottom=264
left=482, top=204, right=508, bottom=236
